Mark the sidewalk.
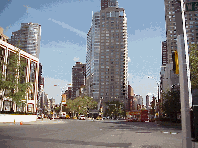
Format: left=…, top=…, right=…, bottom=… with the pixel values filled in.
left=0, top=118, right=67, bottom=126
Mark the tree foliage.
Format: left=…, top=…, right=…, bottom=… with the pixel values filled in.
left=189, top=44, right=198, bottom=89
left=162, top=90, right=180, bottom=121
left=65, top=96, right=97, bottom=116
left=104, top=100, right=125, bottom=118
left=0, top=47, right=31, bottom=106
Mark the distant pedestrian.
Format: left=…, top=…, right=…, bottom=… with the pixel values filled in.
left=42, top=113, right=44, bottom=120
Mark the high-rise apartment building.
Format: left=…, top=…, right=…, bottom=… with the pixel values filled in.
left=162, top=0, right=198, bottom=91
left=72, top=62, right=86, bottom=99
left=86, top=0, right=128, bottom=104
left=101, top=0, right=119, bottom=10
left=8, top=22, right=41, bottom=58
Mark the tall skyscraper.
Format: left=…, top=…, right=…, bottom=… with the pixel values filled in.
left=86, top=0, right=128, bottom=105
left=8, top=22, right=41, bottom=58
left=72, top=62, right=86, bottom=99
left=163, top=0, right=198, bottom=91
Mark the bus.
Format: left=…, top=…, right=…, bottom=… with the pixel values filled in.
left=126, top=110, right=149, bottom=122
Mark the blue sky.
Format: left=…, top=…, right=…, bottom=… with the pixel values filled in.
left=0, top=0, right=166, bottom=104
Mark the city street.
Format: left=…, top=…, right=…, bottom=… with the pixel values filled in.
left=0, top=119, right=197, bottom=148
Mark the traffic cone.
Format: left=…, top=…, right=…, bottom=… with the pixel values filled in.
left=20, top=121, right=23, bottom=125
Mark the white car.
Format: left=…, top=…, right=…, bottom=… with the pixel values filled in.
left=78, top=115, right=85, bottom=120
left=59, top=112, right=66, bottom=119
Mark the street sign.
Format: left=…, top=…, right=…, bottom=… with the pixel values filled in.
left=186, top=2, right=198, bottom=11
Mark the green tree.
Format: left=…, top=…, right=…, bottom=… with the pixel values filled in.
left=189, top=44, right=198, bottom=89
left=162, top=90, right=180, bottom=121
left=65, top=96, right=97, bottom=116
left=55, top=107, right=61, bottom=114
left=0, top=46, right=31, bottom=108
left=104, top=100, right=125, bottom=118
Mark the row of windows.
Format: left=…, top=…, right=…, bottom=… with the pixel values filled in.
left=100, top=93, right=120, bottom=96
left=100, top=71, right=124, bottom=75
left=101, top=61, right=120, bottom=65
left=101, top=89, right=120, bottom=92
left=101, top=55, right=124, bottom=58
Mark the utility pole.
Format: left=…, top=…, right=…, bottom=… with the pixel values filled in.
left=174, top=1, right=192, bottom=147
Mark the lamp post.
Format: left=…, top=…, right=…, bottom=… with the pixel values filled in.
left=148, top=76, right=160, bottom=118
left=54, top=84, right=71, bottom=115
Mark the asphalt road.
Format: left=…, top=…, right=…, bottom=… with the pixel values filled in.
left=0, top=119, right=197, bottom=148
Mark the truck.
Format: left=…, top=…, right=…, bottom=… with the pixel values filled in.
left=126, top=110, right=149, bottom=122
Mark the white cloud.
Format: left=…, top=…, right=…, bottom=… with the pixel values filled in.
left=73, top=57, right=80, bottom=61
left=128, top=26, right=165, bottom=43
left=41, top=40, right=86, bottom=51
left=48, top=18, right=87, bottom=39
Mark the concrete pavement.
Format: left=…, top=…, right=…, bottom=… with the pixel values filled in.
left=0, top=119, right=197, bottom=148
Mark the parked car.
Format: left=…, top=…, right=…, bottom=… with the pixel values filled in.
left=66, top=114, right=70, bottom=119
left=96, top=116, right=102, bottom=120
left=59, top=112, right=66, bottom=119
left=78, top=115, right=85, bottom=120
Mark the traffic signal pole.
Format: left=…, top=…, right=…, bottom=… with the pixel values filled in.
left=174, top=1, right=192, bottom=147
left=177, top=35, right=192, bottom=148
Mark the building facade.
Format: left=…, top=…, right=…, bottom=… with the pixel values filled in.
left=146, top=95, right=149, bottom=109
left=65, top=87, right=72, bottom=99
left=127, top=85, right=134, bottom=111
left=162, top=0, right=198, bottom=92
left=0, top=35, right=39, bottom=113
left=72, top=62, right=86, bottom=99
left=8, top=22, right=41, bottom=59
left=86, top=0, right=128, bottom=105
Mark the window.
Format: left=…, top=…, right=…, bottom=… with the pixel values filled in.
left=115, top=11, right=119, bottom=17
left=106, top=12, right=110, bottom=17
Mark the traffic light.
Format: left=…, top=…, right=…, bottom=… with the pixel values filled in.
left=172, top=51, right=179, bottom=74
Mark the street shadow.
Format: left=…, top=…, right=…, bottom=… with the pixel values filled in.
left=0, top=135, right=132, bottom=148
